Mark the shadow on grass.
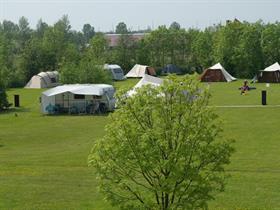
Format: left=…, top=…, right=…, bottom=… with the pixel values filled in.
left=41, top=112, right=110, bottom=118
left=0, top=107, right=31, bottom=115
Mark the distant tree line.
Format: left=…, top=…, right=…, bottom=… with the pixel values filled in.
left=1, top=17, right=280, bottom=88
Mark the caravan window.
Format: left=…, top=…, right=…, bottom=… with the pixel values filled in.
left=93, top=95, right=102, bottom=99
left=74, top=94, right=85, bottom=99
left=113, top=68, right=123, bottom=73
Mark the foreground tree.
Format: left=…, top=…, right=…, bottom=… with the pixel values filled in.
left=89, top=75, right=234, bottom=210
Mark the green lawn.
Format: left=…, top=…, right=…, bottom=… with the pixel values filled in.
left=1, top=80, right=280, bottom=209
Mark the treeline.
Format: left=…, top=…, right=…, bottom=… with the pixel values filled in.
left=1, top=16, right=280, bottom=88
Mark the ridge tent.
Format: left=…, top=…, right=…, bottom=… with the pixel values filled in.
left=41, top=84, right=115, bottom=114
left=200, top=63, right=236, bottom=82
left=127, top=74, right=163, bottom=97
left=104, top=64, right=126, bottom=81
left=257, top=62, right=280, bottom=83
left=161, top=64, right=182, bottom=75
left=25, top=71, right=59, bottom=89
left=125, top=64, right=156, bottom=78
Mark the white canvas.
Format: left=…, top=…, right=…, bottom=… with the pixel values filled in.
left=208, top=63, right=236, bottom=82
left=127, top=74, right=163, bottom=96
left=125, top=64, right=149, bottom=78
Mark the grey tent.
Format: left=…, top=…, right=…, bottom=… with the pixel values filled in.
left=161, top=64, right=182, bottom=75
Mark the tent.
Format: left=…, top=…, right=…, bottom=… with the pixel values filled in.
left=161, top=64, right=182, bottom=75
left=257, top=62, right=280, bottom=83
left=104, top=64, right=126, bottom=80
left=127, top=74, right=163, bottom=96
left=125, top=64, right=156, bottom=78
left=41, top=84, right=115, bottom=114
left=25, top=71, right=59, bottom=89
left=200, top=63, right=236, bottom=82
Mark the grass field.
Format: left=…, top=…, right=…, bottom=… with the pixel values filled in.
left=1, top=79, right=280, bottom=209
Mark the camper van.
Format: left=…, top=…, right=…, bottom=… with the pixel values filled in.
left=104, top=64, right=126, bottom=81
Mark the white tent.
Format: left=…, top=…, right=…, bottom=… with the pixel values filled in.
left=41, top=84, right=115, bottom=114
left=256, top=62, right=280, bottom=83
left=127, top=74, right=163, bottom=96
left=125, top=64, right=156, bottom=78
left=201, top=63, right=236, bottom=82
left=263, top=62, right=280, bottom=72
left=25, top=71, right=59, bottom=89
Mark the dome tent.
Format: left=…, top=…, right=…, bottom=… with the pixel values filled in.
left=25, top=71, right=59, bottom=89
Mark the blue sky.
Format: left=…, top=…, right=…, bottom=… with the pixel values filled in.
left=0, top=0, right=279, bottom=31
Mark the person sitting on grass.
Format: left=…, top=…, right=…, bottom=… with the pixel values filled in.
left=241, top=80, right=249, bottom=95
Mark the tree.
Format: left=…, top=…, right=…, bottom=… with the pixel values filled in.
left=18, top=16, right=31, bottom=49
left=60, top=62, right=79, bottom=84
left=83, top=23, right=95, bottom=43
left=89, top=75, right=234, bottom=210
left=191, top=29, right=214, bottom=70
left=87, top=33, right=108, bottom=62
left=0, top=70, right=10, bottom=110
left=169, top=21, right=181, bottom=30
left=78, top=59, right=111, bottom=84
left=113, top=34, right=137, bottom=72
left=261, top=22, right=280, bottom=66
left=116, top=22, right=128, bottom=34
left=36, top=19, right=48, bottom=38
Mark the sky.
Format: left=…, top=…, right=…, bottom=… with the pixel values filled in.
left=0, top=0, right=280, bottom=32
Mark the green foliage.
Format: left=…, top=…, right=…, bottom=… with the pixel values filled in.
left=60, top=33, right=112, bottom=84
left=261, top=22, right=280, bottom=66
left=111, top=34, right=137, bottom=72
left=116, top=22, right=128, bottom=34
left=60, top=62, right=80, bottom=84
left=1, top=17, right=280, bottom=87
left=191, top=29, right=214, bottom=70
left=89, top=75, right=234, bottom=210
left=79, top=59, right=112, bottom=84
left=87, top=33, right=109, bottom=62
left=0, top=71, right=10, bottom=110
left=169, top=21, right=181, bottom=30
left=83, top=23, right=95, bottom=43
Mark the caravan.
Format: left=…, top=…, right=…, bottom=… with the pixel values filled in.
left=41, top=84, right=115, bottom=114
left=104, top=64, right=126, bottom=81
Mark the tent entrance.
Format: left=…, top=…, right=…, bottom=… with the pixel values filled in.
left=258, top=71, right=280, bottom=83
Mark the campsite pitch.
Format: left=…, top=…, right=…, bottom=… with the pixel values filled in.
left=1, top=80, right=280, bottom=209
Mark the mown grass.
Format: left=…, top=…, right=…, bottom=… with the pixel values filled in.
left=1, top=79, right=280, bottom=209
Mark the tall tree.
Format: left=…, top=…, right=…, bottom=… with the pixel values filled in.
left=261, top=22, right=280, bottom=66
left=0, top=68, right=10, bottom=110
left=113, top=34, right=137, bottom=72
left=89, top=75, right=234, bottom=210
left=82, top=23, right=95, bottom=43
left=169, top=21, right=181, bottom=30
left=18, top=16, right=31, bottom=49
left=116, top=22, right=128, bottom=34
